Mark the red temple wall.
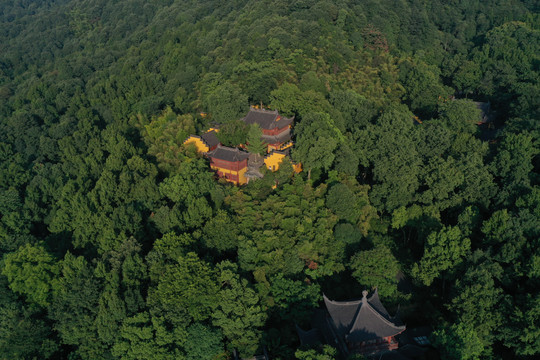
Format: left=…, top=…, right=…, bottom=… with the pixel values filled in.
left=210, top=158, right=247, bottom=171
left=262, top=125, right=289, bottom=136
left=347, top=335, right=399, bottom=354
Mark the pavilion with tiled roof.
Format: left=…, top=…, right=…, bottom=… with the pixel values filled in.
left=298, top=289, right=405, bottom=357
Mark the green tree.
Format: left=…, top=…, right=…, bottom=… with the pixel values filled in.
left=502, top=294, right=540, bottom=356
left=295, top=344, right=337, bottom=360
left=329, top=89, right=378, bottom=132
left=359, top=106, right=421, bottom=212
left=203, top=82, right=248, bottom=123
left=203, top=209, right=240, bottom=252
left=246, top=124, right=266, bottom=156
left=49, top=253, right=107, bottom=359
left=412, top=226, right=471, bottom=286
left=216, top=120, right=249, bottom=147
left=269, top=83, right=303, bottom=117
left=111, top=312, right=182, bottom=360
left=138, top=107, right=196, bottom=173
left=399, top=58, right=452, bottom=117
left=416, top=156, right=465, bottom=212
left=452, top=59, right=482, bottom=96
left=233, top=61, right=283, bottom=105
left=333, top=143, right=359, bottom=177
left=0, top=278, right=58, bottom=359
left=232, top=178, right=343, bottom=279
left=270, top=83, right=333, bottom=118
left=212, top=261, right=267, bottom=358
left=269, top=273, right=321, bottom=322
left=1, top=242, right=59, bottom=307
left=432, top=322, right=484, bottom=360
left=349, top=244, right=400, bottom=298
left=292, top=113, right=341, bottom=179
left=148, top=252, right=218, bottom=324
left=156, top=158, right=216, bottom=232
left=438, top=99, right=480, bottom=134
left=184, top=323, right=225, bottom=360
left=326, top=183, right=359, bottom=223
left=490, top=132, right=538, bottom=206
left=449, top=256, right=503, bottom=349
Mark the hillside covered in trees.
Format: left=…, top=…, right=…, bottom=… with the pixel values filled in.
left=0, top=0, right=539, bottom=359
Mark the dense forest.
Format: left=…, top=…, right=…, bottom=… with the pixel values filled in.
left=0, top=0, right=538, bottom=359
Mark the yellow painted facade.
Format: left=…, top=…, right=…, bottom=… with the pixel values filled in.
left=210, top=164, right=248, bottom=185
left=267, top=140, right=293, bottom=153
left=264, top=152, right=286, bottom=171
left=267, top=144, right=278, bottom=152
left=278, top=141, right=293, bottom=151
left=183, top=136, right=209, bottom=153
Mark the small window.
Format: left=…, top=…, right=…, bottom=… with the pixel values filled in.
left=414, top=336, right=430, bottom=345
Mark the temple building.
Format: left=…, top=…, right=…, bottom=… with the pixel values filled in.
left=242, top=107, right=294, bottom=153
left=298, top=289, right=405, bottom=357
left=183, top=129, right=220, bottom=153
left=207, top=145, right=250, bottom=185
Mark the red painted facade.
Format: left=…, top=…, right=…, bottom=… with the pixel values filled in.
left=348, top=334, right=401, bottom=354
left=216, top=170, right=239, bottom=182
left=209, top=158, right=247, bottom=171
left=262, top=126, right=289, bottom=136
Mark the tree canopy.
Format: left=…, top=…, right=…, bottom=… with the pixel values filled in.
left=0, top=0, right=538, bottom=359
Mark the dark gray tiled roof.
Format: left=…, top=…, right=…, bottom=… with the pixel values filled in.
left=474, top=101, right=490, bottom=114
left=296, top=325, right=323, bottom=346
left=242, top=107, right=294, bottom=130
left=201, top=130, right=220, bottom=148
left=323, top=295, right=362, bottom=338
left=368, top=288, right=391, bottom=319
left=347, top=297, right=405, bottom=343
left=261, top=129, right=291, bottom=144
left=275, top=116, right=294, bottom=128
left=474, top=101, right=493, bottom=123
left=207, top=145, right=250, bottom=162
left=325, top=290, right=405, bottom=343
left=245, top=169, right=264, bottom=179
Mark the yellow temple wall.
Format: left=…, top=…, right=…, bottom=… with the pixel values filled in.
left=183, top=136, right=209, bottom=153
left=264, top=152, right=286, bottom=171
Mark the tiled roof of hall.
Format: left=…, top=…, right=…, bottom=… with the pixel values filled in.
left=200, top=130, right=220, bottom=148
left=207, top=145, right=250, bottom=162
left=323, top=289, right=405, bottom=343
left=242, top=107, right=294, bottom=130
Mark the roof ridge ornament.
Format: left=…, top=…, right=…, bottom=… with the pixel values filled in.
left=362, top=290, right=368, bottom=300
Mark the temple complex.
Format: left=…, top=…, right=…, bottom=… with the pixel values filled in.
left=184, top=107, right=300, bottom=185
